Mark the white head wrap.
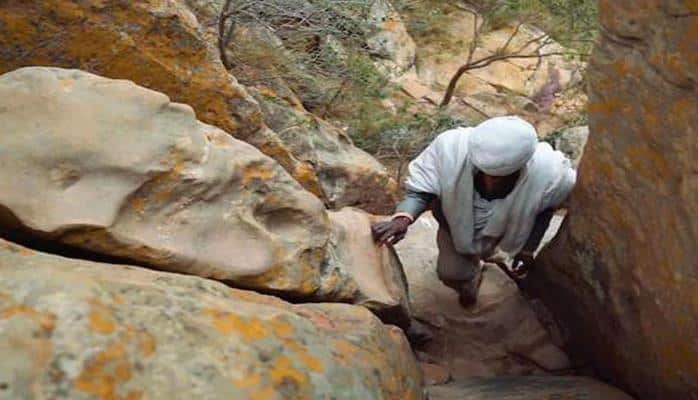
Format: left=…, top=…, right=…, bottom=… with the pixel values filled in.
left=468, top=116, right=538, bottom=176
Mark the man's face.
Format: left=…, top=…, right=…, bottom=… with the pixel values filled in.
left=477, top=170, right=521, bottom=198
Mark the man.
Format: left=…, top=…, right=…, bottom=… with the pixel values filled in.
left=372, top=116, right=576, bottom=307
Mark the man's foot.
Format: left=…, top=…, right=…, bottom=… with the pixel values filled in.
left=457, top=272, right=483, bottom=308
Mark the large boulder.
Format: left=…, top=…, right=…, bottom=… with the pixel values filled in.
left=253, top=90, right=399, bottom=213
left=0, top=67, right=409, bottom=321
left=527, top=1, right=698, bottom=399
left=325, top=208, right=411, bottom=328
left=553, top=125, right=589, bottom=168
left=0, top=0, right=320, bottom=196
left=183, top=0, right=401, bottom=213
left=365, top=0, right=417, bottom=77
left=394, top=214, right=569, bottom=380
left=0, top=0, right=402, bottom=212
left=0, top=238, right=423, bottom=399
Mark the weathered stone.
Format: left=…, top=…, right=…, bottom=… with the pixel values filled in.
left=394, top=214, right=569, bottom=381
left=0, top=238, right=423, bottom=400
left=419, top=363, right=451, bottom=386
left=366, top=0, right=417, bottom=77
left=0, top=67, right=409, bottom=317
left=184, top=1, right=401, bottom=213
left=428, top=376, right=633, bottom=400
left=553, top=126, right=589, bottom=168
left=0, top=0, right=322, bottom=195
left=254, top=91, right=399, bottom=214
left=527, top=1, right=698, bottom=399
left=324, top=208, right=411, bottom=328
left=0, top=67, right=328, bottom=296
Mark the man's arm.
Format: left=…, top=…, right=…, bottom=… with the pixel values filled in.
left=522, top=208, right=556, bottom=255
left=371, top=190, right=436, bottom=246
left=394, top=190, right=436, bottom=222
left=511, top=208, right=556, bottom=277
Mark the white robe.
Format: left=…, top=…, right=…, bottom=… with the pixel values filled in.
left=405, top=127, right=576, bottom=256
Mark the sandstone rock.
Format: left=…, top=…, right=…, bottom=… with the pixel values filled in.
left=0, top=0, right=321, bottom=196
left=0, top=67, right=328, bottom=295
left=324, top=208, right=411, bottom=328
left=527, top=1, right=698, bottom=398
left=253, top=90, right=399, bottom=214
left=0, top=67, right=409, bottom=318
left=419, top=363, right=451, bottom=386
left=0, top=238, right=423, bottom=399
left=184, top=1, right=401, bottom=214
left=553, top=126, right=589, bottom=168
left=394, top=214, right=569, bottom=381
left=428, top=376, right=633, bottom=400
left=366, top=0, right=417, bottom=77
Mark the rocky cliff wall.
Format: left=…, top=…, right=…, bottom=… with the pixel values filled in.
left=528, top=1, right=698, bottom=398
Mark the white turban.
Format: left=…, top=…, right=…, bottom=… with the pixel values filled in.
left=468, top=116, right=538, bottom=176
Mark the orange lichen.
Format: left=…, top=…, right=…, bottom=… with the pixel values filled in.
left=269, top=318, right=294, bottom=338
left=1, top=303, right=56, bottom=333
left=123, top=391, right=143, bottom=400
left=129, top=197, right=147, bottom=215
left=249, top=386, right=276, bottom=400
left=281, top=338, right=324, bottom=373
left=89, top=309, right=117, bottom=335
left=383, top=20, right=398, bottom=31
left=204, top=309, right=269, bottom=341
left=242, top=164, right=276, bottom=186
left=139, top=332, right=156, bottom=357
left=332, top=340, right=358, bottom=363
left=269, top=355, right=307, bottom=385
left=296, top=351, right=323, bottom=373
left=73, top=342, right=131, bottom=400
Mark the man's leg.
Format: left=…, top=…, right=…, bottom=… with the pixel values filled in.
left=436, top=226, right=483, bottom=307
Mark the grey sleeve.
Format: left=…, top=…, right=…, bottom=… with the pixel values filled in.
left=395, top=190, right=436, bottom=220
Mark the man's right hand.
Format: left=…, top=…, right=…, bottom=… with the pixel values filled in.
left=371, top=216, right=412, bottom=246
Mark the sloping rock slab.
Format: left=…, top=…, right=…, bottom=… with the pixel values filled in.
left=253, top=90, right=399, bottom=214
left=324, top=208, right=411, bottom=328
left=0, top=67, right=410, bottom=323
left=184, top=0, right=401, bottom=214
left=0, top=238, right=423, bottom=400
left=0, top=0, right=322, bottom=196
left=0, top=67, right=329, bottom=298
left=428, top=376, right=633, bottom=400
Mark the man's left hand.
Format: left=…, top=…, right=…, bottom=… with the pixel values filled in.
left=511, top=251, right=535, bottom=279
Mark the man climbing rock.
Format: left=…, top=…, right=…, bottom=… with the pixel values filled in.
left=372, top=116, right=576, bottom=308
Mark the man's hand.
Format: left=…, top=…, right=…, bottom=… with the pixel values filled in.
left=511, top=251, right=535, bottom=279
left=371, top=216, right=412, bottom=246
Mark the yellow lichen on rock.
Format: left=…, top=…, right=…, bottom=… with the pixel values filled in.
left=0, top=238, right=423, bottom=399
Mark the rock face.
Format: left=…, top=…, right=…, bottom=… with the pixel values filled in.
left=0, top=0, right=320, bottom=195
left=365, top=0, right=417, bottom=77
left=553, top=126, right=589, bottom=168
left=527, top=1, right=698, bottom=399
left=428, top=376, right=633, bottom=400
left=325, top=209, right=411, bottom=327
left=0, top=238, right=423, bottom=399
left=394, top=214, right=569, bottom=380
left=0, top=67, right=409, bottom=320
left=0, top=0, right=400, bottom=214
left=183, top=0, right=401, bottom=214
left=253, top=90, right=399, bottom=214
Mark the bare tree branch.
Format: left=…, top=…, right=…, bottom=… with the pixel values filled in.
left=440, top=7, right=586, bottom=108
